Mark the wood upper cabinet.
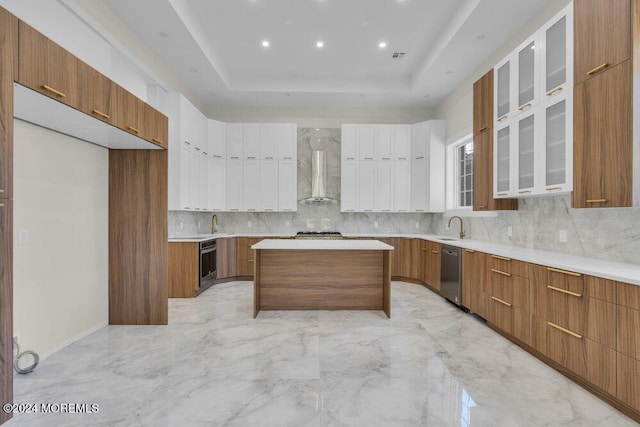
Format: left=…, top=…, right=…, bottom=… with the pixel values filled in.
left=462, top=249, right=488, bottom=318
left=77, top=62, right=113, bottom=124
left=216, top=237, right=236, bottom=279
left=111, top=84, right=145, bottom=138
left=422, top=240, right=441, bottom=291
left=17, top=20, right=78, bottom=108
left=0, top=9, right=17, bottom=201
left=473, top=69, right=493, bottom=135
left=574, top=0, right=631, bottom=85
left=472, top=71, right=517, bottom=212
left=573, top=61, right=632, bottom=208
left=143, top=104, right=168, bottom=148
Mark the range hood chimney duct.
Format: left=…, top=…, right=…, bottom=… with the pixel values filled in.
left=303, top=150, right=337, bottom=203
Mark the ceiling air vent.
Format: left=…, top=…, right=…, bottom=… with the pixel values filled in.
left=392, top=52, right=406, bottom=59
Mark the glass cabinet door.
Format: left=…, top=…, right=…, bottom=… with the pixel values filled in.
left=495, top=124, right=512, bottom=196
left=542, top=91, right=572, bottom=193
left=496, top=60, right=510, bottom=122
left=545, top=16, right=567, bottom=95
left=517, top=112, right=536, bottom=193
left=518, top=40, right=536, bottom=112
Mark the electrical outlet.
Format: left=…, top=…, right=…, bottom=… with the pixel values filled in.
left=179, top=222, right=184, bottom=230
left=17, top=229, right=29, bottom=245
left=248, top=221, right=253, bottom=228
left=507, top=226, right=513, bottom=237
left=415, top=221, right=420, bottom=229
left=559, top=229, right=567, bottom=243
left=285, top=220, right=290, bottom=227
left=374, top=221, right=379, bottom=229
left=197, top=221, right=201, bottom=229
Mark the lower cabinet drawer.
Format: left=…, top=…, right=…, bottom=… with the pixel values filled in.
left=533, top=316, right=616, bottom=394
left=618, top=353, right=640, bottom=409
left=513, top=309, right=532, bottom=347
left=489, top=295, right=513, bottom=334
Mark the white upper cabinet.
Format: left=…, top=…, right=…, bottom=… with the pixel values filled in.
left=358, top=161, right=376, bottom=212
left=340, top=161, right=358, bottom=212
left=277, top=124, right=297, bottom=160
left=357, top=125, right=376, bottom=160
left=493, top=3, right=573, bottom=199
left=260, top=124, right=277, bottom=159
left=342, top=125, right=358, bottom=161
left=376, top=160, right=393, bottom=212
left=258, top=159, right=279, bottom=211
left=226, top=124, right=243, bottom=159
left=278, top=159, right=298, bottom=212
left=376, top=125, right=394, bottom=160
left=225, top=159, right=243, bottom=211
left=409, top=120, right=445, bottom=212
left=208, top=158, right=226, bottom=211
left=394, top=125, right=410, bottom=160
left=393, top=160, right=410, bottom=212
left=208, top=119, right=226, bottom=159
left=243, top=124, right=260, bottom=160
left=540, top=4, right=573, bottom=101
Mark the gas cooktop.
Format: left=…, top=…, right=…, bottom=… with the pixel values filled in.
left=295, top=231, right=343, bottom=240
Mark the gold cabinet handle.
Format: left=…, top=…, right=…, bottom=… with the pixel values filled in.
left=247, top=156, right=256, bottom=160
left=127, top=126, right=140, bottom=134
left=465, top=249, right=475, bottom=253
left=213, top=155, right=222, bottom=159
left=203, top=152, right=208, bottom=155
left=547, top=285, right=583, bottom=298
left=546, top=187, right=562, bottom=191
left=184, top=141, right=191, bottom=145
left=497, top=115, right=508, bottom=122
left=346, top=157, right=355, bottom=160
left=230, top=156, right=239, bottom=160
left=518, top=190, right=531, bottom=194
left=248, top=259, right=255, bottom=263
left=546, top=87, right=563, bottom=96
left=431, top=250, right=439, bottom=254
left=547, top=321, right=582, bottom=339
left=364, top=157, right=374, bottom=160
left=491, top=268, right=511, bottom=277
left=585, top=199, right=607, bottom=204
left=497, top=192, right=508, bottom=196
left=382, top=157, right=391, bottom=160
left=265, top=156, right=274, bottom=160
left=415, top=156, right=425, bottom=160
left=518, top=103, right=532, bottom=111
left=477, top=205, right=487, bottom=208
left=491, top=254, right=511, bottom=261
left=41, top=84, right=66, bottom=98
left=152, top=138, right=164, bottom=145
left=397, top=157, right=407, bottom=160
left=422, top=248, right=428, bottom=251
left=283, top=156, right=293, bottom=159
left=478, top=126, right=487, bottom=132
left=91, top=109, right=110, bottom=120
left=546, top=266, right=582, bottom=277
left=0, top=189, right=4, bottom=193
left=491, top=296, right=512, bottom=307
left=586, top=63, right=610, bottom=76
left=195, top=147, right=201, bottom=151
left=0, top=203, right=4, bottom=207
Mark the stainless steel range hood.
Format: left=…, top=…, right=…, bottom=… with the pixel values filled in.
left=302, top=150, right=338, bottom=203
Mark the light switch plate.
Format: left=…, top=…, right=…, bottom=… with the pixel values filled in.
left=507, top=226, right=513, bottom=237
left=248, top=221, right=253, bottom=228
left=17, top=229, right=29, bottom=245
left=559, top=230, right=567, bottom=243
left=374, top=221, right=379, bottom=228
left=415, top=221, right=420, bottom=229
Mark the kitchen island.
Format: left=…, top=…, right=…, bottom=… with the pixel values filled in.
left=251, top=239, right=394, bottom=318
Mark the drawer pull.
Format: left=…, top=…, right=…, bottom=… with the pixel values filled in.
left=415, top=156, right=425, bottom=160
left=203, top=152, right=208, bottom=155
left=184, top=141, right=191, bottom=145
left=422, top=248, right=428, bottom=251
left=213, top=155, right=222, bottom=159
left=546, top=187, right=562, bottom=191
left=546, top=86, right=563, bottom=97
left=364, top=157, right=374, bottom=160
left=585, top=199, right=607, bottom=204
left=546, top=267, right=582, bottom=277
left=491, top=296, right=512, bottom=307
left=491, top=268, right=511, bottom=277
left=230, top=156, right=239, bottom=160
left=91, top=109, right=110, bottom=120
left=265, top=156, right=274, bottom=160
left=431, top=250, right=439, bottom=254
left=586, top=63, right=610, bottom=76
left=247, top=156, right=256, bottom=160
left=397, top=157, right=407, bottom=160
left=127, top=126, right=140, bottom=134
left=195, top=147, right=201, bottom=151
left=518, top=190, right=531, bottom=194
left=248, top=259, right=255, bottom=263
left=152, top=138, right=164, bottom=145
left=547, top=285, right=583, bottom=298
left=547, top=321, right=582, bottom=339
left=0, top=189, right=4, bottom=193
left=0, top=203, right=4, bottom=207
left=465, top=249, right=475, bottom=253
left=518, top=103, right=532, bottom=111
left=41, top=84, right=66, bottom=98
left=382, top=157, right=391, bottom=160
left=478, top=126, right=487, bottom=132
left=491, top=254, right=511, bottom=261
left=497, top=115, right=508, bottom=122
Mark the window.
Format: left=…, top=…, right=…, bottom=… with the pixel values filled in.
left=455, top=140, right=474, bottom=208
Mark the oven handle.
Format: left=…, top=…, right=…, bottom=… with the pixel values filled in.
left=201, top=247, right=216, bottom=255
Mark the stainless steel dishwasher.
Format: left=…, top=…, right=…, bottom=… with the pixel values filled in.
left=440, top=245, right=462, bottom=307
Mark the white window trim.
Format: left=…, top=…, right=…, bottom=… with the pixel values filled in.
left=445, top=130, right=498, bottom=218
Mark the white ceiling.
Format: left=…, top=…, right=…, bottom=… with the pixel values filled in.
left=100, top=0, right=552, bottom=109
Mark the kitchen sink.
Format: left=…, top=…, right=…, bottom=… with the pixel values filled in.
left=438, top=237, right=458, bottom=241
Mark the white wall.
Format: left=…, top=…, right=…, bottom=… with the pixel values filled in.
left=435, top=0, right=572, bottom=137
left=13, top=120, right=109, bottom=360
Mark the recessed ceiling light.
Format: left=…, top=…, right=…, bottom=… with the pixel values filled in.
left=378, top=42, right=387, bottom=49
left=316, top=41, right=324, bottom=48
left=284, top=93, right=291, bottom=97
left=210, top=92, right=216, bottom=96
left=262, top=40, right=270, bottom=47
left=445, top=70, right=453, bottom=75
left=190, top=68, right=197, bottom=73
left=159, top=32, right=168, bottom=38
left=476, top=34, right=485, bottom=40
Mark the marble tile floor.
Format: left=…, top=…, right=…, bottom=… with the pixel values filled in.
left=7, top=281, right=638, bottom=427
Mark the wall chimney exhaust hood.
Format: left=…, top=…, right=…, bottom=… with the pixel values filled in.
left=302, top=150, right=338, bottom=203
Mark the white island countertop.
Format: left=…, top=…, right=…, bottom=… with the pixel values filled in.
left=252, top=239, right=394, bottom=251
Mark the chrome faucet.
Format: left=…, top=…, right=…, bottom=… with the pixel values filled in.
left=211, top=214, right=218, bottom=234
left=447, top=215, right=465, bottom=239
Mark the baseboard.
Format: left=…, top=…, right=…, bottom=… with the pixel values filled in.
left=34, top=321, right=108, bottom=363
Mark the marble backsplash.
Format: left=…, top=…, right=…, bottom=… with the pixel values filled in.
left=431, top=195, right=640, bottom=265
left=168, top=128, right=433, bottom=236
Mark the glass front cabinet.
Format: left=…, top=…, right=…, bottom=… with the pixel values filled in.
left=493, top=3, right=573, bottom=198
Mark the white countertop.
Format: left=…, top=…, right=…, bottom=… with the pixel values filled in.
left=252, top=239, right=394, bottom=250
left=168, top=232, right=640, bottom=285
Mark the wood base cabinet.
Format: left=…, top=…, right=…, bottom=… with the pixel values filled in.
left=617, top=282, right=640, bottom=409
left=168, top=242, right=199, bottom=298
left=422, top=241, right=441, bottom=291
left=216, top=237, right=236, bottom=279
left=462, top=249, right=488, bottom=318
